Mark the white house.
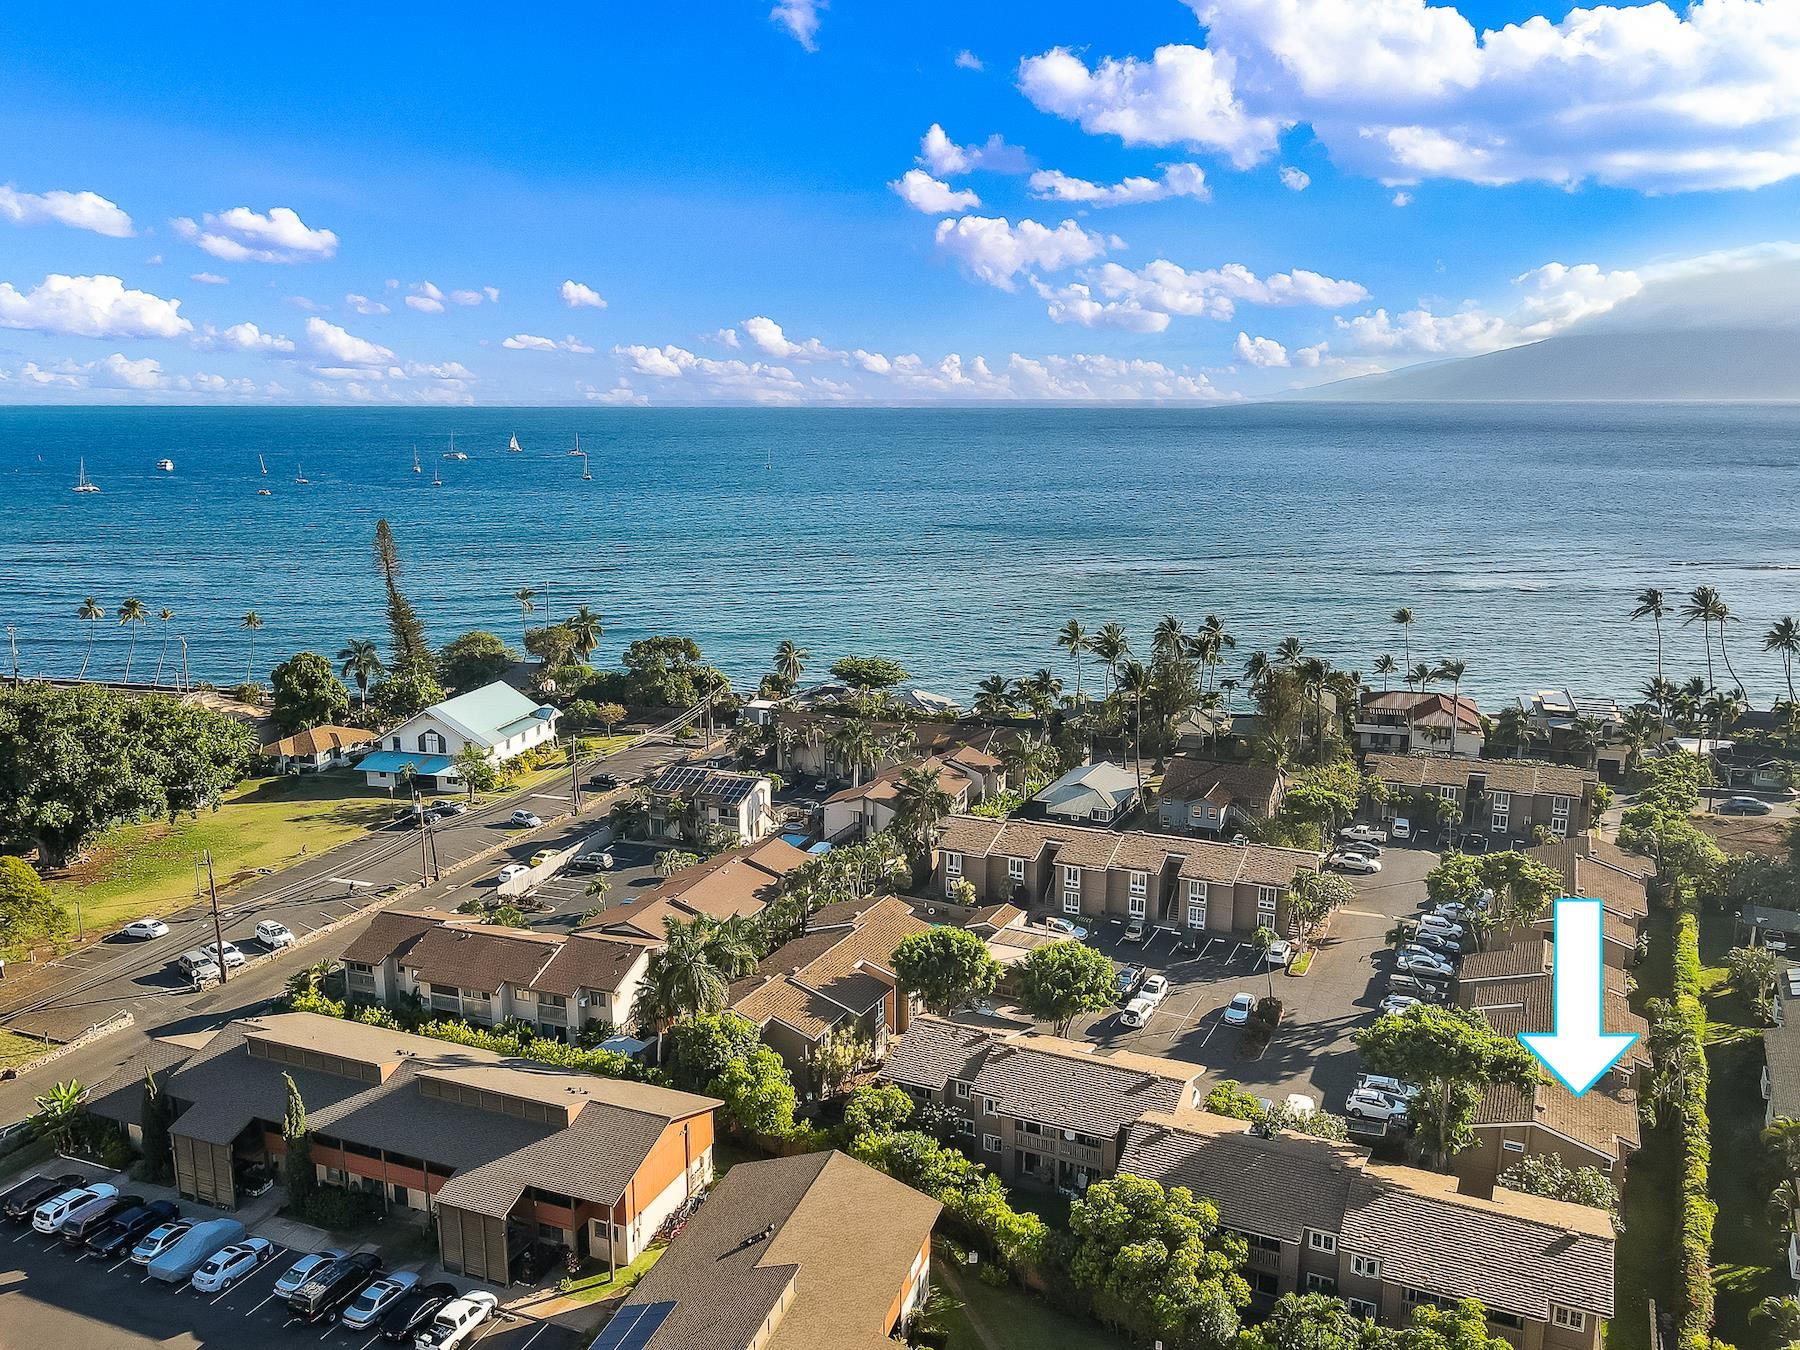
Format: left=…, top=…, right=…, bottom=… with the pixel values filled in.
left=644, top=764, right=778, bottom=844
left=259, top=724, right=374, bottom=774
left=360, top=680, right=560, bottom=791
left=1031, top=761, right=1140, bottom=825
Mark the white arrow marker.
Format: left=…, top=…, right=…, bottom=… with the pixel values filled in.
left=1518, top=897, right=1639, bottom=1097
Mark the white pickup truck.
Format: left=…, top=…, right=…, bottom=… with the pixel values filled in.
left=1339, top=823, right=1388, bottom=844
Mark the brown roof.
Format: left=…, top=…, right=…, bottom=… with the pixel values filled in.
left=620, top=1150, right=941, bottom=1350
left=532, top=933, right=657, bottom=998
left=339, top=909, right=450, bottom=967
left=1458, top=938, right=1629, bottom=995
left=881, top=1015, right=1000, bottom=1090
left=729, top=897, right=926, bottom=1042
left=607, top=837, right=809, bottom=932
left=936, top=814, right=1316, bottom=889
left=1368, top=754, right=1595, bottom=798
left=966, top=903, right=1024, bottom=935
left=398, top=923, right=563, bottom=994
left=1158, top=757, right=1285, bottom=813
left=1526, top=838, right=1651, bottom=923
left=1360, top=690, right=1484, bottom=731
left=1467, top=976, right=1650, bottom=1072
left=825, top=755, right=972, bottom=809
left=1474, top=1078, right=1641, bottom=1161
left=344, top=911, right=651, bottom=997
left=259, top=724, right=374, bottom=757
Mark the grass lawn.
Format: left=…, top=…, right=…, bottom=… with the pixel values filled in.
left=557, top=1242, right=665, bottom=1304
left=936, top=1262, right=1133, bottom=1350
left=0, top=1028, right=54, bottom=1069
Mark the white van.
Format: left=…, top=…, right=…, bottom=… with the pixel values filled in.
left=33, top=1183, right=116, bottom=1234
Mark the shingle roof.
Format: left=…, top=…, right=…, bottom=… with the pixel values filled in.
left=880, top=1016, right=998, bottom=1090
left=397, top=924, right=564, bottom=994
left=968, top=1035, right=1195, bottom=1138
left=1473, top=1079, right=1640, bottom=1160
left=1367, top=754, right=1594, bottom=798
left=259, top=724, right=375, bottom=757
left=1525, top=839, right=1651, bottom=923
left=935, top=815, right=1316, bottom=889
left=1468, top=977, right=1650, bottom=1072
left=605, top=837, right=808, bottom=930
left=83, top=1039, right=198, bottom=1129
left=339, top=909, right=448, bottom=967
left=1458, top=939, right=1629, bottom=996
left=1158, top=757, right=1285, bottom=813
left=532, top=934, right=656, bottom=998
left=728, top=897, right=923, bottom=1042
left=1766, top=979, right=1800, bottom=1120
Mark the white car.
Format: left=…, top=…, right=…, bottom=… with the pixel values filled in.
left=1328, top=852, right=1382, bottom=874
left=1379, top=994, right=1421, bottom=1016
left=1358, top=1074, right=1420, bottom=1100
left=200, top=940, right=245, bottom=970
left=275, top=1248, right=346, bottom=1295
left=495, top=863, right=529, bottom=885
left=1264, top=939, right=1296, bottom=966
left=415, top=1290, right=499, bottom=1349
left=1339, top=824, right=1386, bottom=844
left=341, top=1271, right=420, bottom=1328
left=508, top=810, right=542, bottom=828
left=1416, top=914, right=1466, bottom=938
left=1043, top=916, right=1090, bottom=942
left=1430, top=901, right=1478, bottom=921
left=255, top=920, right=295, bottom=949
left=1283, top=1092, right=1318, bottom=1116
left=1223, top=991, right=1257, bottom=1026
left=33, top=1183, right=116, bottom=1234
left=1411, top=930, right=1464, bottom=958
left=1119, top=995, right=1158, bottom=1028
left=1397, top=949, right=1456, bottom=978
left=190, top=1237, right=275, bottom=1292
left=131, top=1221, right=194, bottom=1265
left=121, top=917, right=170, bottom=941
left=1391, top=816, right=1413, bottom=841
left=1345, top=1087, right=1410, bottom=1124
left=1139, top=973, right=1170, bottom=1004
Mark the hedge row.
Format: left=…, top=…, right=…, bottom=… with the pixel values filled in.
left=1671, top=908, right=1716, bottom=1350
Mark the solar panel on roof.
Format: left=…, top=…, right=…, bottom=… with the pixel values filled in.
left=593, top=1300, right=675, bottom=1350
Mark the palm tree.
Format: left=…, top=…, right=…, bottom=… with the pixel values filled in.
left=1491, top=706, right=1532, bottom=758
left=1196, top=614, right=1234, bottom=693
left=566, top=605, right=604, bottom=663
left=1641, top=676, right=1677, bottom=722
left=116, top=597, right=147, bottom=682
left=153, top=607, right=175, bottom=686
left=1618, top=705, right=1663, bottom=771
left=1275, top=636, right=1305, bottom=668
left=973, top=675, right=1016, bottom=719
left=1242, top=650, right=1270, bottom=695
left=512, top=587, right=536, bottom=645
left=1373, top=654, right=1397, bottom=691
left=1435, top=659, right=1467, bottom=757
left=1767, top=616, right=1800, bottom=707
left=337, top=638, right=384, bottom=709
left=892, top=763, right=956, bottom=870
left=1298, top=656, right=1331, bottom=761
left=240, top=611, right=264, bottom=683
left=1090, top=623, right=1129, bottom=700
left=609, top=791, right=650, bottom=840
left=831, top=718, right=878, bottom=786
left=1630, top=588, right=1668, bottom=687
left=1391, top=607, right=1415, bottom=671
left=774, top=639, right=809, bottom=686
left=1715, top=595, right=1746, bottom=691
left=285, top=960, right=337, bottom=1000
left=1020, top=668, right=1063, bottom=719
left=1754, top=1296, right=1800, bottom=1348
left=76, top=596, right=104, bottom=678
left=1056, top=619, right=1089, bottom=702
left=1565, top=716, right=1604, bottom=771
left=1703, top=688, right=1745, bottom=745
left=30, top=1079, right=86, bottom=1154
left=1116, top=659, right=1155, bottom=796
left=1153, top=614, right=1186, bottom=663
left=1681, top=585, right=1725, bottom=690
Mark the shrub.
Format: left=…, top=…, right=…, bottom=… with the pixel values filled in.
left=297, top=1184, right=382, bottom=1232
left=1671, top=908, right=1714, bottom=1350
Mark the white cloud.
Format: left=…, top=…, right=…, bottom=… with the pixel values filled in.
left=715, top=327, right=741, bottom=348
left=1234, top=331, right=1290, bottom=366
left=561, top=280, right=607, bottom=309
left=1043, top=258, right=1367, bottom=326
left=173, top=206, right=337, bottom=263
left=852, top=349, right=891, bottom=374
left=933, top=216, right=1110, bottom=289
left=1017, top=45, right=1281, bottom=169
left=345, top=293, right=389, bottom=315
left=0, top=185, right=134, bottom=237
left=1028, top=162, right=1209, bottom=206
left=955, top=50, right=983, bottom=71
left=613, top=343, right=808, bottom=403
left=771, top=0, right=823, bottom=51
left=501, top=333, right=594, bottom=353
left=406, top=360, right=476, bottom=383
left=190, top=272, right=229, bottom=285
left=0, top=273, right=192, bottom=338
left=740, top=316, right=843, bottom=361
left=1392, top=191, right=1413, bottom=207
left=305, top=316, right=394, bottom=366
left=405, top=281, right=446, bottom=314
left=1279, top=166, right=1311, bottom=191
left=18, top=361, right=84, bottom=388
left=585, top=379, right=649, bottom=406
left=210, top=321, right=296, bottom=354
left=1033, top=279, right=1171, bottom=332
left=917, top=124, right=1032, bottom=177
left=447, top=288, right=492, bottom=306
left=95, top=353, right=166, bottom=389
left=891, top=169, right=982, bottom=214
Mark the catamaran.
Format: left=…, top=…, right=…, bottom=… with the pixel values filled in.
left=432, top=462, right=443, bottom=487
left=295, top=465, right=310, bottom=484
left=442, top=432, right=468, bottom=461
left=580, top=451, right=593, bottom=481
left=568, top=432, right=584, bottom=456
left=72, top=459, right=99, bottom=493
left=508, top=432, right=522, bottom=453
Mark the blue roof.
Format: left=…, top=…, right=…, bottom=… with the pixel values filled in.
left=358, top=751, right=454, bottom=775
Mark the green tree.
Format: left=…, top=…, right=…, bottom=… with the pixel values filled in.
left=239, top=610, right=264, bottom=683
left=0, top=854, right=69, bottom=946
left=774, top=639, right=809, bottom=687
left=1356, top=1005, right=1543, bottom=1167
left=437, top=630, right=517, bottom=690
left=269, top=651, right=351, bottom=734
left=565, top=606, right=605, bottom=663
left=1496, top=1153, right=1620, bottom=1219
left=30, top=1079, right=85, bottom=1154
left=1116, top=658, right=1155, bottom=795
left=452, top=744, right=499, bottom=800
left=890, top=926, right=1001, bottom=1016
left=1765, top=615, right=1800, bottom=707
left=1057, top=619, right=1090, bottom=702
left=1726, top=944, right=1782, bottom=1007
left=890, top=763, right=956, bottom=873
left=139, top=1069, right=177, bottom=1183
left=373, top=519, right=430, bottom=669
left=811, top=1026, right=873, bottom=1100
left=594, top=701, right=627, bottom=736
left=667, top=1010, right=765, bottom=1093
left=1631, top=588, right=1669, bottom=688
left=655, top=848, right=699, bottom=877
left=1399, top=1300, right=1513, bottom=1350
left=841, top=1083, right=915, bottom=1140
left=512, top=587, right=536, bottom=646
left=372, top=662, right=445, bottom=722
left=1236, top=1292, right=1387, bottom=1350
left=708, top=1046, right=798, bottom=1137
left=336, top=637, right=385, bottom=710
left=1068, top=1172, right=1250, bottom=1348
left=638, top=915, right=755, bottom=1056
left=1204, top=1079, right=1266, bottom=1120
left=282, top=1071, right=317, bottom=1210
left=524, top=623, right=580, bottom=671
left=829, top=655, right=910, bottom=690
left=1287, top=871, right=1357, bottom=944
left=153, top=607, right=176, bottom=687
left=1016, top=939, right=1117, bottom=1036
left=76, top=596, right=106, bottom=680
left=116, top=597, right=148, bottom=682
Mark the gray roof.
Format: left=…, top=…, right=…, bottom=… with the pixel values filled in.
left=1767, top=979, right=1800, bottom=1121
left=1032, top=761, right=1139, bottom=816
left=971, top=1040, right=1190, bottom=1137
left=881, top=1018, right=1002, bottom=1091
left=83, top=1040, right=193, bottom=1129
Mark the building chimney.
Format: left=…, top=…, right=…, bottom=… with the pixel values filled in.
left=1457, top=1170, right=1497, bottom=1200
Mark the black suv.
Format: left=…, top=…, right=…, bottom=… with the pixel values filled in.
left=84, top=1199, right=179, bottom=1258
left=288, top=1250, right=384, bottom=1322
left=60, top=1192, right=140, bottom=1247
left=379, top=1281, right=459, bottom=1342
left=589, top=772, right=620, bottom=790
left=1, top=1172, right=84, bottom=1223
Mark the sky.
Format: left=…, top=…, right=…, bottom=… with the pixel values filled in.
left=2, top=0, right=1799, bottom=405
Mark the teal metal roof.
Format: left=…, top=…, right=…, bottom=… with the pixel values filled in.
left=429, top=681, right=546, bottom=744
left=359, top=751, right=454, bottom=775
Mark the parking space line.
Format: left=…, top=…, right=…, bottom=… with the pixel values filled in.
left=517, top=1322, right=551, bottom=1349
left=108, top=1255, right=133, bottom=1271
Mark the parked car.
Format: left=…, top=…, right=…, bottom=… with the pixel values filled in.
left=84, top=1199, right=179, bottom=1258
left=275, top=1248, right=348, bottom=1296
left=508, top=810, right=542, bottom=828
left=1042, top=916, right=1090, bottom=942
left=380, top=1281, right=460, bottom=1342
left=342, top=1271, right=421, bottom=1329
left=1386, top=973, right=1449, bottom=1001
left=175, top=950, right=223, bottom=985
left=1416, top=912, right=1467, bottom=935
left=33, top=1182, right=117, bottom=1234
left=199, top=940, right=245, bottom=970
left=1339, top=824, right=1387, bottom=844
left=191, top=1237, right=276, bottom=1292
left=1263, top=939, right=1296, bottom=967
left=130, top=1220, right=194, bottom=1265
left=1119, top=994, right=1158, bottom=1028
left=496, top=863, right=528, bottom=885
left=1378, top=994, right=1420, bottom=1016
left=395, top=805, right=425, bottom=829
left=1223, top=991, right=1257, bottom=1026
left=589, top=773, right=620, bottom=790
left=146, top=1217, right=245, bottom=1284
left=1461, top=834, right=1490, bottom=854
left=528, top=849, right=556, bottom=867
left=1397, top=948, right=1456, bottom=978
left=1722, top=795, right=1773, bottom=816
left=428, top=800, right=468, bottom=818
left=1, top=1172, right=85, bottom=1222
left=1357, top=1074, right=1420, bottom=1100
left=1410, top=930, right=1464, bottom=958
left=1339, top=840, right=1383, bottom=859
left=59, top=1191, right=137, bottom=1245
left=256, top=920, right=295, bottom=949
left=1114, top=965, right=1146, bottom=1003
left=1428, top=901, right=1479, bottom=922
left=1345, top=1087, right=1410, bottom=1125
left=288, top=1250, right=384, bottom=1322
left=1391, top=816, right=1413, bottom=841
left=1328, top=852, right=1382, bottom=874
left=1140, top=972, right=1170, bottom=1003
left=569, top=850, right=614, bottom=871
left=121, top=917, right=170, bottom=941
left=414, top=1290, right=500, bottom=1349
left=1122, top=917, right=1147, bottom=943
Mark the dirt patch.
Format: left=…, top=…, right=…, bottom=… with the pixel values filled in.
left=1695, top=814, right=1789, bottom=857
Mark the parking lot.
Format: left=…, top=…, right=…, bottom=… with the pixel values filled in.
left=1067, top=843, right=1442, bottom=1115
left=0, top=1198, right=581, bottom=1350
left=517, top=841, right=669, bottom=932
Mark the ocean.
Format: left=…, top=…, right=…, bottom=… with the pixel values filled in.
left=2, top=402, right=1798, bottom=708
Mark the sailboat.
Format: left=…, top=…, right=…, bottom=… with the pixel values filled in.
left=294, top=465, right=310, bottom=484
left=258, top=453, right=268, bottom=477
left=580, top=451, right=593, bottom=482
left=72, top=458, right=100, bottom=493
left=442, top=432, right=468, bottom=461
left=508, top=432, right=522, bottom=453
left=567, top=432, right=584, bottom=457
left=432, top=461, right=443, bottom=487
left=412, top=445, right=422, bottom=474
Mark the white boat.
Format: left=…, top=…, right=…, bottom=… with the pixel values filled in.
left=412, top=445, right=422, bottom=474
left=508, top=432, right=522, bottom=453
left=442, top=432, right=467, bottom=461
left=568, top=432, right=584, bottom=456
left=155, top=458, right=174, bottom=472
left=258, top=453, right=268, bottom=477
left=580, top=451, right=592, bottom=481
left=295, top=465, right=310, bottom=484
left=256, top=487, right=272, bottom=497
left=72, top=458, right=99, bottom=493
left=432, top=462, right=443, bottom=487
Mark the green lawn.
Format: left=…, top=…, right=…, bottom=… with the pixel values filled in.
left=0, top=1028, right=53, bottom=1069
left=557, top=1242, right=665, bottom=1304
left=936, top=1262, right=1133, bottom=1350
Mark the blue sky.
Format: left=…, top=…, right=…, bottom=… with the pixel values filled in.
left=2, top=0, right=1797, bottom=404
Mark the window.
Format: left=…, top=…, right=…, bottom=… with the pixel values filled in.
left=512, top=988, right=534, bottom=1004
left=1490, top=790, right=1511, bottom=812
left=1491, top=807, right=1509, bottom=833
left=1257, top=886, right=1279, bottom=922
left=983, top=1134, right=1001, bottom=1153
left=1007, top=856, right=1024, bottom=884
left=1551, top=795, right=1572, bottom=837
left=1552, top=1306, right=1588, bottom=1332
left=1303, top=1273, right=1338, bottom=1295
left=1063, top=864, right=1081, bottom=888
left=983, top=1097, right=997, bottom=1116
left=1404, top=1289, right=1451, bottom=1310
left=1241, top=1232, right=1282, bottom=1255
left=955, top=1080, right=971, bottom=1100
left=1438, top=784, right=1458, bottom=802
left=1188, top=899, right=1207, bottom=929
left=460, top=988, right=490, bottom=1004
left=538, top=993, right=567, bottom=1010
left=1129, top=870, right=1148, bottom=898
left=390, top=737, right=400, bottom=751
left=1250, top=1271, right=1282, bottom=1299
left=955, top=1117, right=974, bottom=1137
left=1089, top=807, right=1109, bottom=822
left=1347, top=1299, right=1377, bottom=1319
left=944, top=851, right=963, bottom=878
left=1350, top=1254, right=1381, bottom=1279
left=1064, top=891, right=1082, bottom=915
left=1020, top=1119, right=1044, bottom=1136
left=1489, top=1311, right=1526, bottom=1330
left=1128, top=892, right=1147, bottom=919
left=1063, top=864, right=1082, bottom=914
left=1307, top=1230, right=1337, bottom=1254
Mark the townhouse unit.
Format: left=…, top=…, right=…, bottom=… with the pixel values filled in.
left=1365, top=754, right=1598, bottom=843
left=359, top=680, right=559, bottom=791
left=339, top=911, right=658, bottom=1038
left=822, top=744, right=1002, bottom=844
left=1762, top=968, right=1800, bottom=1126
left=1353, top=691, right=1485, bottom=758
left=259, top=724, right=375, bottom=773
left=775, top=708, right=1006, bottom=784
left=1459, top=1076, right=1641, bottom=1194
left=1029, top=761, right=1140, bottom=826
left=593, top=835, right=809, bottom=940
left=642, top=763, right=777, bottom=845
left=87, top=1013, right=718, bottom=1283
left=1117, top=1108, right=1615, bottom=1350
left=1525, top=835, right=1654, bottom=933
left=1519, top=689, right=1633, bottom=782
left=881, top=1015, right=1203, bottom=1192
left=596, top=1150, right=940, bottom=1350
left=1156, top=756, right=1286, bottom=836
left=933, top=814, right=1318, bottom=939
left=728, top=895, right=927, bottom=1088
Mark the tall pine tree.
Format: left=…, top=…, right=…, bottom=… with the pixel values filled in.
left=281, top=1072, right=317, bottom=1211
left=373, top=519, right=430, bottom=671
left=139, top=1069, right=177, bottom=1184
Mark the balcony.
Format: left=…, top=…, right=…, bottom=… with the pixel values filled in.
left=429, top=995, right=460, bottom=1015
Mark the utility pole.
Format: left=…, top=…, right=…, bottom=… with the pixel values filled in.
left=415, top=791, right=431, bottom=887
left=569, top=735, right=583, bottom=814
left=5, top=625, right=17, bottom=688
left=205, top=851, right=226, bottom=984
left=179, top=636, right=189, bottom=692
